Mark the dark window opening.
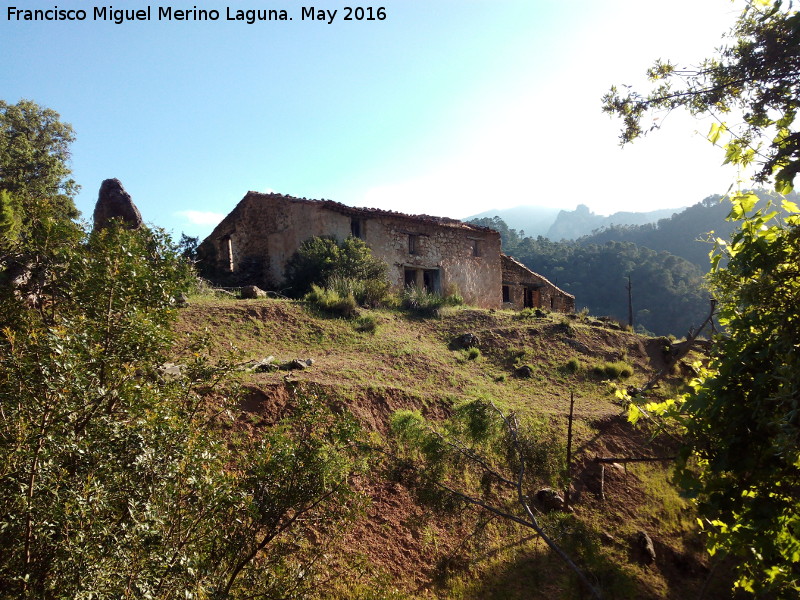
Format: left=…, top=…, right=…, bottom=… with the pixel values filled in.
left=472, top=239, right=481, bottom=257
left=222, top=235, right=234, bottom=272
left=404, top=267, right=441, bottom=294
left=351, top=218, right=363, bottom=239
left=502, top=285, right=510, bottom=303
left=408, top=234, right=418, bottom=255
left=524, top=287, right=541, bottom=309
left=404, top=268, right=417, bottom=287
left=423, top=269, right=439, bottom=293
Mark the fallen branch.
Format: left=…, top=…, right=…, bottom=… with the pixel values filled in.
left=630, top=298, right=717, bottom=399
left=594, top=456, right=676, bottom=464
left=488, top=402, right=603, bottom=600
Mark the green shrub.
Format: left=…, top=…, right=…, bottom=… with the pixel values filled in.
left=456, top=346, right=482, bottom=363
left=353, top=314, right=379, bottom=333
left=441, top=284, right=464, bottom=306
left=284, top=236, right=388, bottom=297
left=591, top=361, right=633, bottom=380
left=400, top=286, right=446, bottom=317
left=505, top=347, right=528, bottom=367
left=305, top=284, right=358, bottom=318
left=564, top=357, right=581, bottom=373
left=516, top=307, right=548, bottom=320
left=0, top=222, right=366, bottom=597
left=328, top=274, right=390, bottom=307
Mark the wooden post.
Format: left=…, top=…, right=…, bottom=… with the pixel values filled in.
left=564, top=391, right=575, bottom=509
left=600, top=464, right=605, bottom=502
left=627, top=274, right=633, bottom=329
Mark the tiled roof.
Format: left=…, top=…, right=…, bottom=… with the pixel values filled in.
left=241, top=191, right=498, bottom=234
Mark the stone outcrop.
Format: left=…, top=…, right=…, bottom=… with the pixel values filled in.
left=93, top=178, right=143, bottom=230
left=241, top=285, right=267, bottom=299
left=452, top=333, right=480, bottom=349
left=535, top=487, right=571, bottom=512
left=635, top=530, right=657, bottom=565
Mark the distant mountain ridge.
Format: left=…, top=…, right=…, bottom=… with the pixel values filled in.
left=466, top=203, right=685, bottom=240
left=465, top=205, right=561, bottom=238
left=546, top=204, right=685, bottom=240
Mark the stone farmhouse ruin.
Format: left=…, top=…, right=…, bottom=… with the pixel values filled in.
left=197, top=192, right=574, bottom=312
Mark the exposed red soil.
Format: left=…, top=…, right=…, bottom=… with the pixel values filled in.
left=176, top=300, right=720, bottom=598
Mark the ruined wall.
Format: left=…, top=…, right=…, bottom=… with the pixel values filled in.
left=359, top=214, right=502, bottom=308
left=197, top=192, right=503, bottom=308
left=197, top=193, right=352, bottom=289
left=501, top=255, right=575, bottom=313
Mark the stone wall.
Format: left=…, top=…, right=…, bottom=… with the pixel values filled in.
left=197, top=192, right=503, bottom=308
left=501, top=254, right=575, bottom=313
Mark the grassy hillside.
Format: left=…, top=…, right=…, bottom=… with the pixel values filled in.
left=174, top=295, right=732, bottom=599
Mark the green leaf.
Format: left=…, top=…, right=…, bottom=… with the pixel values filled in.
left=708, top=122, right=726, bottom=145
left=781, top=199, right=800, bottom=213
left=775, top=178, right=794, bottom=195
left=740, top=193, right=759, bottom=213
left=776, top=111, right=795, bottom=129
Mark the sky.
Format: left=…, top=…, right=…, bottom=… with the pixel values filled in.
left=2, top=0, right=744, bottom=239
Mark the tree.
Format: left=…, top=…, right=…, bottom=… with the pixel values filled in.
left=177, top=232, right=200, bottom=261
left=0, top=222, right=367, bottom=598
left=603, top=2, right=800, bottom=194
left=0, top=100, right=82, bottom=301
left=604, top=1, right=800, bottom=595
left=509, top=234, right=710, bottom=336
left=0, top=190, right=21, bottom=248
left=635, top=197, right=800, bottom=596
left=0, top=100, right=79, bottom=233
left=467, top=216, right=521, bottom=251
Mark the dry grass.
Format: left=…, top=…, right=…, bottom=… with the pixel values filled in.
left=172, top=296, right=724, bottom=599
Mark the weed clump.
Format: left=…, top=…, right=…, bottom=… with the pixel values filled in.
left=353, top=314, right=379, bottom=333
left=516, top=307, right=548, bottom=320
left=327, top=275, right=390, bottom=308
left=305, top=284, right=358, bottom=318
left=456, top=347, right=482, bottom=363
left=400, top=286, right=462, bottom=318
left=591, top=361, right=633, bottom=380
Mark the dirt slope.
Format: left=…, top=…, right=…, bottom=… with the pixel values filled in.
left=175, top=298, right=729, bottom=599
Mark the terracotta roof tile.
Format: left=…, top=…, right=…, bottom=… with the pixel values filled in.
left=241, top=191, right=498, bottom=234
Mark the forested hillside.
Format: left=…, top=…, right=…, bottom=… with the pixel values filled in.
left=576, top=190, right=798, bottom=268
left=470, top=216, right=711, bottom=336
left=471, top=191, right=795, bottom=336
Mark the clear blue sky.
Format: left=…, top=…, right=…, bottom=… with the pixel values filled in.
left=2, top=0, right=741, bottom=238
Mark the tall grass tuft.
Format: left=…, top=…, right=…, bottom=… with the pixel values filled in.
left=305, top=284, right=358, bottom=318
left=327, top=275, right=390, bottom=307
left=591, top=361, right=633, bottom=380
left=400, top=286, right=463, bottom=318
